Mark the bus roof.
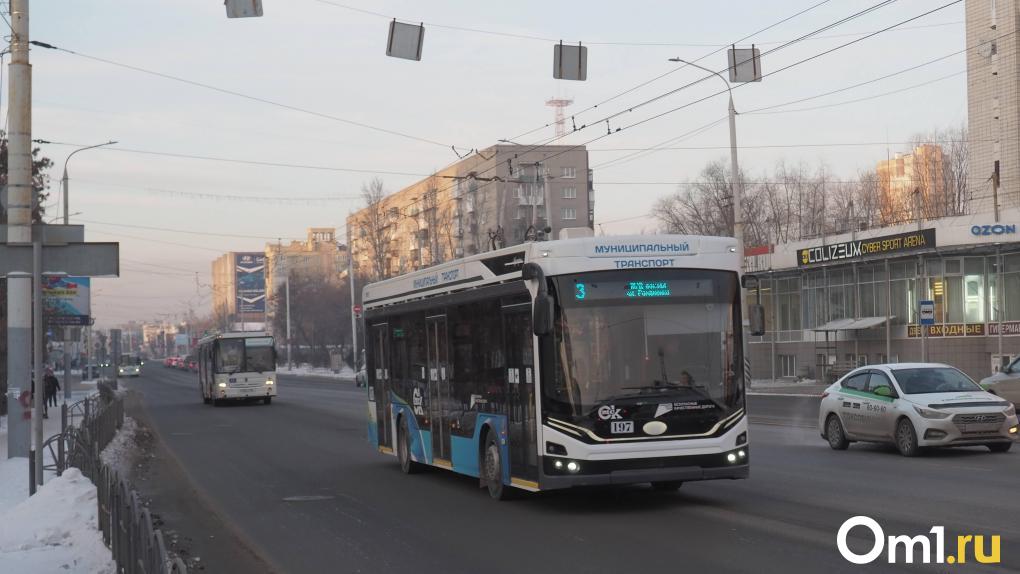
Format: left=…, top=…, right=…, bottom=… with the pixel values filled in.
left=363, top=234, right=739, bottom=310
left=198, top=331, right=271, bottom=345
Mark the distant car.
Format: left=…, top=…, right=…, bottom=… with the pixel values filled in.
left=819, top=363, right=1019, bottom=456
left=355, top=367, right=367, bottom=388
left=118, top=363, right=141, bottom=377
left=980, top=356, right=1020, bottom=407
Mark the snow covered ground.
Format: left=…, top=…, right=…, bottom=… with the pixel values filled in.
left=277, top=363, right=356, bottom=379
left=0, top=469, right=116, bottom=573
left=0, top=389, right=127, bottom=573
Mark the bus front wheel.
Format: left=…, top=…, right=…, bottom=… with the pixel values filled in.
left=483, top=431, right=514, bottom=500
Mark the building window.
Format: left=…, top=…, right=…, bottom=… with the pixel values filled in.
left=515, top=206, right=526, bottom=220
left=561, top=166, right=576, bottom=179
left=513, top=186, right=521, bottom=198
left=562, top=187, right=577, bottom=199
left=562, top=207, right=577, bottom=220
left=778, top=355, right=796, bottom=378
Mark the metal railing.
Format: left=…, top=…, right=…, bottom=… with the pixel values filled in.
left=43, top=382, right=187, bottom=574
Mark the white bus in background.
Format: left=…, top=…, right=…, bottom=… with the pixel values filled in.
left=197, top=332, right=277, bottom=406
left=363, top=231, right=763, bottom=499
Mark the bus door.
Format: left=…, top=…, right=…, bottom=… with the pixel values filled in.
left=504, top=303, right=538, bottom=482
left=426, top=315, right=450, bottom=462
left=370, top=323, right=393, bottom=449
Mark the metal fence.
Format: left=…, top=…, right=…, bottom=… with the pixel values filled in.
left=43, top=382, right=188, bottom=574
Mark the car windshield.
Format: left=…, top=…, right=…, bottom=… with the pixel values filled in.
left=546, top=269, right=743, bottom=420
left=892, top=367, right=983, bottom=394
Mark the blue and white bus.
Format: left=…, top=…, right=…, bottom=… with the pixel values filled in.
left=363, top=233, right=755, bottom=499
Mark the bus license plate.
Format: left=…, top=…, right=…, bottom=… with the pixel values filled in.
left=611, top=421, right=634, bottom=434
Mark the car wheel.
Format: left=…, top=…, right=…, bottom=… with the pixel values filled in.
left=483, top=430, right=513, bottom=500
left=895, top=418, right=920, bottom=457
left=826, top=415, right=850, bottom=450
left=651, top=481, right=683, bottom=491
left=397, top=417, right=422, bottom=475
left=987, top=442, right=1013, bottom=453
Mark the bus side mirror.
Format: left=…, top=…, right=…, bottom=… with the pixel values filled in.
left=749, top=304, right=766, bottom=336
left=534, top=294, right=554, bottom=336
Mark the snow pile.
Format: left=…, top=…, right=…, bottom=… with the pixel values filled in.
left=277, top=363, right=356, bottom=379
left=0, top=468, right=115, bottom=574
left=100, top=416, right=138, bottom=480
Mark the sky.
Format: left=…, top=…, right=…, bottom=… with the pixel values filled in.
left=22, top=0, right=967, bottom=327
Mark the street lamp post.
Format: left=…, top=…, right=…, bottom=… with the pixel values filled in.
left=669, top=59, right=744, bottom=266
left=61, top=140, right=117, bottom=225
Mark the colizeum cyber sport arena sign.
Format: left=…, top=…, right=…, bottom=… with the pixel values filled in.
left=797, top=228, right=936, bottom=267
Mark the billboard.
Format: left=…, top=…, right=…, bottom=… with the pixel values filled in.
left=43, top=276, right=91, bottom=326
left=235, top=253, right=266, bottom=313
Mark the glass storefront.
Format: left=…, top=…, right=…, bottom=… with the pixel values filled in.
left=757, top=250, right=1020, bottom=335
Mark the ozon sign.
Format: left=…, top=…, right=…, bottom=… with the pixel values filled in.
left=971, top=224, right=1016, bottom=236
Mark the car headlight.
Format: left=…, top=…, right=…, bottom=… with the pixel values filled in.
left=913, top=405, right=951, bottom=419
left=1004, top=403, right=1016, bottom=417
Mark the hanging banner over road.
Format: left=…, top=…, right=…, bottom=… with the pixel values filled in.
left=43, top=276, right=91, bottom=326
left=797, top=228, right=936, bottom=267
left=235, top=253, right=266, bottom=313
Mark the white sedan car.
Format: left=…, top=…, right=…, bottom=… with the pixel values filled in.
left=819, top=363, right=1019, bottom=456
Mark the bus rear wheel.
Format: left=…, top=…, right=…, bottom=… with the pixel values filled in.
left=397, top=418, right=422, bottom=475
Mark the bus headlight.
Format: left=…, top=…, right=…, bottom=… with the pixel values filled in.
left=266, top=379, right=274, bottom=385
left=566, top=461, right=580, bottom=473
left=218, top=382, right=227, bottom=388
left=727, top=453, right=737, bottom=463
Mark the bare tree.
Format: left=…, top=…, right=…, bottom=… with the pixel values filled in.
left=355, top=178, right=391, bottom=281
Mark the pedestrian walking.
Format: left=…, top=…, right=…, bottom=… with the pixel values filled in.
left=44, top=368, right=60, bottom=412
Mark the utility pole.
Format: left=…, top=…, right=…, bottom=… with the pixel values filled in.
left=671, top=57, right=749, bottom=380
left=32, top=238, right=43, bottom=488
left=285, top=273, right=292, bottom=370
left=6, top=0, right=32, bottom=459
left=348, top=222, right=358, bottom=374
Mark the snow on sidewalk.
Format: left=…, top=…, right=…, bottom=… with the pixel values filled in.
left=0, top=468, right=115, bottom=574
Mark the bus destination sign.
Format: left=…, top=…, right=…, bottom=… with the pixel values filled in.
left=797, top=228, right=936, bottom=267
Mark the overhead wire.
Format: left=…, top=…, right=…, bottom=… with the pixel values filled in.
left=29, top=42, right=470, bottom=153
left=412, top=0, right=959, bottom=214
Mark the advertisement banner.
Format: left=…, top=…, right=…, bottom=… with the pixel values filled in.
left=797, top=228, right=936, bottom=267
left=43, top=276, right=91, bottom=326
left=235, top=252, right=266, bottom=313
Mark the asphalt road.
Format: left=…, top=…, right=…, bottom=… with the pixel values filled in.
left=131, top=367, right=1020, bottom=574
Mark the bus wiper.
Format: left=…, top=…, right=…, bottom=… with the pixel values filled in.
left=621, top=381, right=686, bottom=391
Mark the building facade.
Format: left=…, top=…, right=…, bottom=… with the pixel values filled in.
left=967, top=0, right=1020, bottom=215
left=347, top=144, right=592, bottom=281
left=746, top=207, right=1020, bottom=383
left=211, top=251, right=267, bottom=330
left=264, top=227, right=349, bottom=332
left=876, top=145, right=946, bottom=223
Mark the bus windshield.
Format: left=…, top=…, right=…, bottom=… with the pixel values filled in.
left=546, top=269, right=743, bottom=436
left=215, top=337, right=276, bottom=374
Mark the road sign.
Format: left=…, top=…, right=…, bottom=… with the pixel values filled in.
left=919, top=300, right=935, bottom=325
left=353, top=304, right=363, bottom=317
